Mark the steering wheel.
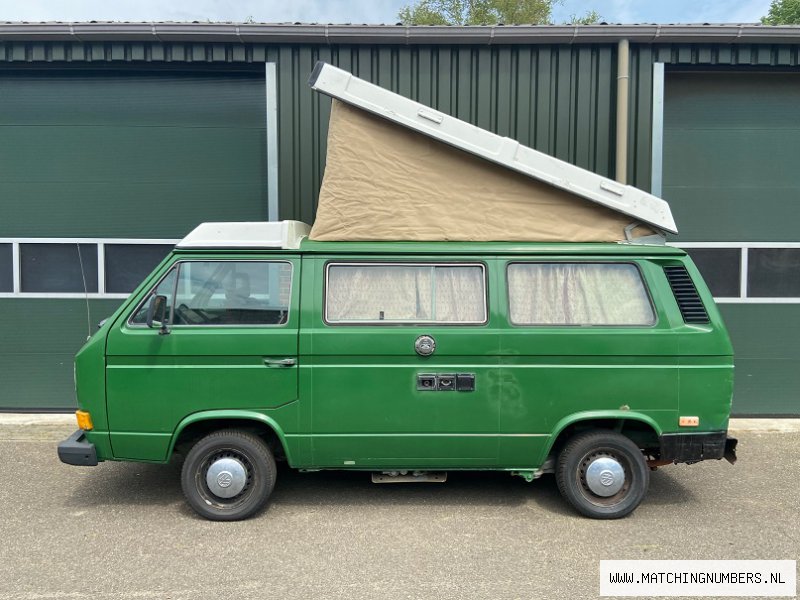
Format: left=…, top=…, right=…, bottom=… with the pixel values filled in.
left=174, top=303, right=211, bottom=325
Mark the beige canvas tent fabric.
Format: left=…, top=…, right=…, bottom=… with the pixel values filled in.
left=309, top=100, right=652, bottom=242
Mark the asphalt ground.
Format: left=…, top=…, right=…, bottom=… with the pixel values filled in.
left=0, top=422, right=797, bottom=600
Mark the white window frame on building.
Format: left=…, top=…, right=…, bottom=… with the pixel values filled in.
left=672, top=242, right=800, bottom=304
left=0, top=238, right=178, bottom=299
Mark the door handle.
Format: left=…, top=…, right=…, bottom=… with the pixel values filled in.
left=263, top=358, right=296, bottom=368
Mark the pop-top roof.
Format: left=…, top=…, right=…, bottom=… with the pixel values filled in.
left=177, top=221, right=311, bottom=249
left=309, top=61, right=677, bottom=234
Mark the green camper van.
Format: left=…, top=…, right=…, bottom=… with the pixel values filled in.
left=58, top=220, right=737, bottom=521
left=58, top=63, right=736, bottom=521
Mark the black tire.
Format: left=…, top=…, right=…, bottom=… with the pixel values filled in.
left=556, top=430, right=649, bottom=519
left=181, top=429, right=276, bottom=521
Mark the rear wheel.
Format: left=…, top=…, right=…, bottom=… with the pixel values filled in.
left=181, top=429, right=276, bottom=521
left=556, top=431, right=649, bottom=519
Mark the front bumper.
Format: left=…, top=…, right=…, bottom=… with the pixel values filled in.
left=660, top=431, right=738, bottom=465
left=57, top=429, right=99, bottom=466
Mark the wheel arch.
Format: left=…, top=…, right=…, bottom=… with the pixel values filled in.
left=169, top=410, right=293, bottom=465
left=540, top=410, right=663, bottom=465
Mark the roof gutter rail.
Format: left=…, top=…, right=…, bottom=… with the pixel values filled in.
left=2, top=22, right=800, bottom=45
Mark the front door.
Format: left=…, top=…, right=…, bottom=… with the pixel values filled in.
left=105, top=256, right=300, bottom=460
left=307, top=257, right=501, bottom=469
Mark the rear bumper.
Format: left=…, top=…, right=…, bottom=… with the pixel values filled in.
left=57, top=429, right=99, bottom=466
left=660, top=431, right=737, bottom=465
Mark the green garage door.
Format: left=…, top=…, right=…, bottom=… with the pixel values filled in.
left=663, top=71, right=800, bottom=416
left=0, top=69, right=269, bottom=410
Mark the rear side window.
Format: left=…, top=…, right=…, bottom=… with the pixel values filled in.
left=325, top=263, right=486, bottom=324
left=507, top=262, right=655, bottom=326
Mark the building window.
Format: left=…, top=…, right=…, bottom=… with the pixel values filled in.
left=0, top=238, right=178, bottom=297
left=20, top=243, right=98, bottom=293
left=684, top=248, right=740, bottom=298
left=0, top=244, right=12, bottom=293
left=675, top=244, right=800, bottom=303
left=507, top=262, right=655, bottom=326
left=325, top=263, right=487, bottom=324
left=105, top=244, right=173, bottom=294
left=748, top=248, right=800, bottom=298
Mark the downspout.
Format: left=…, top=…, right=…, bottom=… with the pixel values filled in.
left=617, top=38, right=659, bottom=243
left=615, top=38, right=630, bottom=184
left=616, top=40, right=665, bottom=244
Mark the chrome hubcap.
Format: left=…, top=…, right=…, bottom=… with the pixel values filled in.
left=585, top=456, right=625, bottom=497
left=206, top=457, right=247, bottom=499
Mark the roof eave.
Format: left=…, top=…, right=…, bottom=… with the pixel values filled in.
left=2, top=22, right=800, bottom=45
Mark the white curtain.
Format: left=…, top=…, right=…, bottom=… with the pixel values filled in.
left=432, top=266, right=485, bottom=322
left=326, top=265, right=485, bottom=323
left=508, top=263, right=654, bottom=325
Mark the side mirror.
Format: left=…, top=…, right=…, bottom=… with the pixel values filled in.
left=146, top=295, right=169, bottom=334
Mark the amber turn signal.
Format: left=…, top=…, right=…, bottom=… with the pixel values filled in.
left=76, top=410, right=94, bottom=431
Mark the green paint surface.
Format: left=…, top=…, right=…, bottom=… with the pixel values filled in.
left=69, top=245, right=734, bottom=469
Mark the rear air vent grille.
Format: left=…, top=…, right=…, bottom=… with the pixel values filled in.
left=664, top=266, right=710, bottom=324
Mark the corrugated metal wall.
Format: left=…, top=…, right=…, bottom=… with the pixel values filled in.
left=4, top=39, right=800, bottom=221
left=271, top=44, right=619, bottom=223
left=2, top=38, right=799, bottom=413
left=0, top=66, right=270, bottom=410
left=0, top=70, right=268, bottom=238
left=268, top=42, right=800, bottom=218
left=661, top=70, right=800, bottom=415
left=267, top=44, right=798, bottom=221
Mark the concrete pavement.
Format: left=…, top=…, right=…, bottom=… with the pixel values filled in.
left=0, top=420, right=798, bottom=599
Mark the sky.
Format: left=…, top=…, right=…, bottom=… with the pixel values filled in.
left=0, top=0, right=774, bottom=25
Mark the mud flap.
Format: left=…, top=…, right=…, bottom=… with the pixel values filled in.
left=724, top=436, right=738, bottom=465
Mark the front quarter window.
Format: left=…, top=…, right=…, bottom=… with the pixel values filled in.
left=130, top=267, right=178, bottom=325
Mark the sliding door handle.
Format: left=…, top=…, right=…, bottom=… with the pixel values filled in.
left=263, top=357, right=296, bottom=368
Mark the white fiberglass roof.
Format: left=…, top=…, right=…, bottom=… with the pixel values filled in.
left=308, top=62, right=677, bottom=234
left=177, top=221, right=311, bottom=249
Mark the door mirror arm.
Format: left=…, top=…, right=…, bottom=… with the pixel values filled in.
left=145, top=294, right=170, bottom=335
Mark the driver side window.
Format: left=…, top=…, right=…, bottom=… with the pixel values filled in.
left=132, top=260, right=292, bottom=327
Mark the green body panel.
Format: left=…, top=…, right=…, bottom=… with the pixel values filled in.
left=305, top=255, right=502, bottom=468
left=168, top=409, right=303, bottom=464
left=103, top=254, right=301, bottom=460
left=75, top=326, right=113, bottom=457
left=542, top=410, right=664, bottom=465
left=72, top=243, right=734, bottom=471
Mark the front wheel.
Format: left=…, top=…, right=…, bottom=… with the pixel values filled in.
left=556, top=431, right=649, bottom=519
left=181, top=429, right=276, bottom=521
